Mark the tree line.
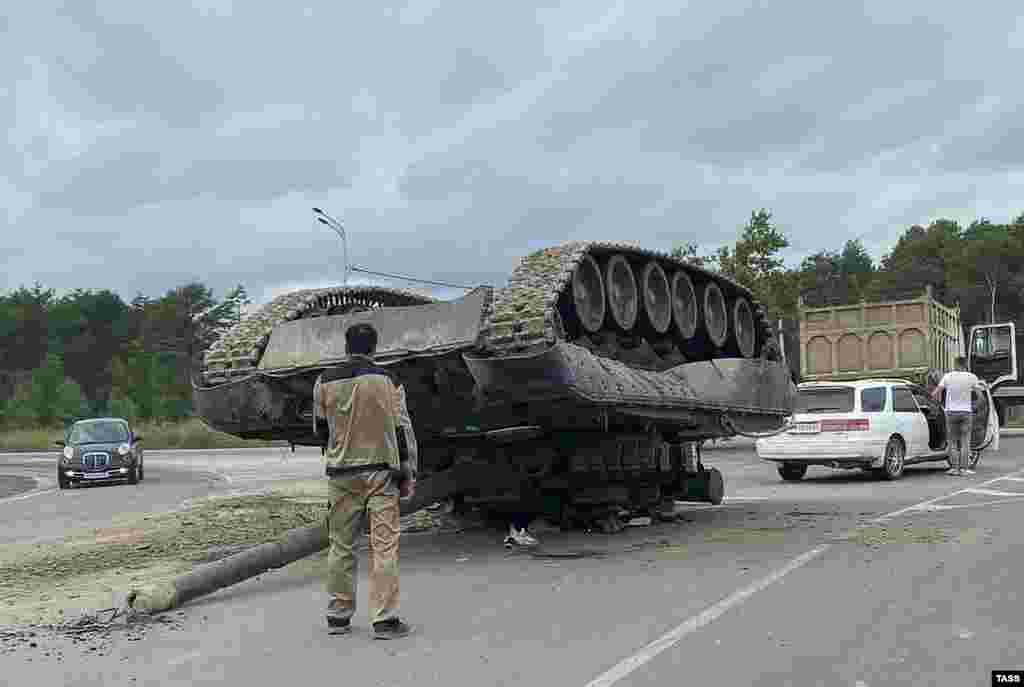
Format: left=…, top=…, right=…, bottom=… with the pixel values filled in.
left=4, top=209, right=1024, bottom=427
left=0, top=283, right=250, bottom=427
left=674, top=210, right=1024, bottom=332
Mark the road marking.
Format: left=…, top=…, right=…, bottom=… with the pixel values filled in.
left=167, top=650, right=203, bottom=666
left=874, top=469, right=1024, bottom=521
left=963, top=487, right=1024, bottom=498
left=1000, top=477, right=1024, bottom=483
left=0, top=487, right=57, bottom=504
left=913, top=497, right=1024, bottom=512
left=582, top=545, right=831, bottom=687
left=582, top=467, right=1024, bottom=687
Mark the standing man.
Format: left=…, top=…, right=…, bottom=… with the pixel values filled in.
left=313, top=322, right=417, bottom=638
left=931, top=356, right=979, bottom=476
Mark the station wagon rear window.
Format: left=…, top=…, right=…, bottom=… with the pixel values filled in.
left=795, top=387, right=854, bottom=413
left=860, top=386, right=886, bottom=412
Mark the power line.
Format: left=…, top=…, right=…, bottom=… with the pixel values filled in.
left=312, top=207, right=485, bottom=290
left=348, top=265, right=485, bottom=290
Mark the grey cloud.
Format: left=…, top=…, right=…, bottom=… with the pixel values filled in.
left=4, top=1, right=1024, bottom=307
left=35, top=150, right=164, bottom=215
left=438, top=49, right=508, bottom=107
left=52, top=1, right=224, bottom=127
left=934, top=105, right=1024, bottom=173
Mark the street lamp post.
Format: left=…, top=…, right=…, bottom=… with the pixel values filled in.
left=312, top=207, right=350, bottom=285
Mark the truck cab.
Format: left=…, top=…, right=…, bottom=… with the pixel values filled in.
left=968, top=322, right=1024, bottom=425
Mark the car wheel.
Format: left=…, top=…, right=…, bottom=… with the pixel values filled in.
left=127, top=465, right=139, bottom=485
left=879, top=436, right=906, bottom=480
left=778, top=463, right=807, bottom=481
left=138, top=460, right=145, bottom=482
left=57, top=470, right=69, bottom=490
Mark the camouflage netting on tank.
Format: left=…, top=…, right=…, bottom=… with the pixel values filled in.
left=203, top=286, right=436, bottom=371
left=480, top=240, right=758, bottom=351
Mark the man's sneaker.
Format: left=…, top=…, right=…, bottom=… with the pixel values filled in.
left=962, top=468, right=976, bottom=475
left=946, top=468, right=961, bottom=475
left=372, top=617, right=412, bottom=640
left=326, top=616, right=351, bottom=635
left=506, top=527, right=538, bottom=547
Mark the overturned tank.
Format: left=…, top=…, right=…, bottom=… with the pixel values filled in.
left=195, top=241, right=797, bottom=524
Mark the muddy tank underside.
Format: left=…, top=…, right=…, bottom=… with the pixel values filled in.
left=195, top=241, right=796, bottom=518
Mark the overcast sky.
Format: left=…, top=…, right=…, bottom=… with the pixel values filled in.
left=4, top=1, right=1024, bottom=307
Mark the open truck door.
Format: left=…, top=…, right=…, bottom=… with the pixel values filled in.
left=968, top=322, right=1024, bottom=426
left=976, top=381, right=999, bottom=456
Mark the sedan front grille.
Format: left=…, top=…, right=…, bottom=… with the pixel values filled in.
left=82, top=452, right=111, bottom=471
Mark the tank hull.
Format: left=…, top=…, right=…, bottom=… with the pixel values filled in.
left=195, top=240, right=796, bottom=521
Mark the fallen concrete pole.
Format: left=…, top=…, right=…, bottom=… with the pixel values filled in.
left=128, top=469, right=461, bottom=614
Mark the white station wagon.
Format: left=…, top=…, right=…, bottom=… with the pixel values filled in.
left=756, top=378, right=999, bottom=481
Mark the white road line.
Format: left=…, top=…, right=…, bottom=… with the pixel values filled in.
left=1000, top=477, right=1024, bottom=483
left=0, top=487, right=57, bottom=504
left=913, top=497, right=1024, bottom=512
left=874, top=468, right=1024, bottom=521
left=582, top=467, right=1024, bottom=687
left=583, top=545, right=830, bottom=687
left=167, top=650, right=203, bottom=666
left=963, top=487, right=1024, bottom=498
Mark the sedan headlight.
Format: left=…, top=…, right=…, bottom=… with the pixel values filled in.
left=117, top=443, right=131, bottom=456
left=62, top=446, right=74, bottom=461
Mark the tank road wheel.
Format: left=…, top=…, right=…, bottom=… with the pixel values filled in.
left=878, top=436, right=906, bottom=480
left=670, top=270, right=698, bottom=340
left=700, top=281, right=728, bottom=349
left=778, top=462, right=807, bottom=481
left=729, top=296, right=757, bottom=358
left=603, top=254, right=638, bottom=332
left=572, top=254, right=606, bottom=334
left=602, top=256, right=634, bottom=333
left=639, top=261, right=672, bottom=336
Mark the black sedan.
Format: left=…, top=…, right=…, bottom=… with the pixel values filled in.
left=55, top=417, right=145, bottom=489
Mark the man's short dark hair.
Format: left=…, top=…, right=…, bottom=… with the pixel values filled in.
left=955, top=356, right=967, bottom=368
left=345, top=323, right=378, bottom=356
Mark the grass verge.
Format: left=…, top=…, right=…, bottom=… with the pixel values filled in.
left=0, top=418, right=279, bottom=451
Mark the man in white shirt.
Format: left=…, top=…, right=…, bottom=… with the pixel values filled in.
left=931, top=357, right=980, bottom=476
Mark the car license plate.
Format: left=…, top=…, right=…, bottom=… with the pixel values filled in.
left=83, top=472, right=110, bottom=479
left=790, top=422, right=819, bottom=434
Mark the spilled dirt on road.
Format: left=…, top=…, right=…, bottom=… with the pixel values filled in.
left=0, top=489, right=327, bottom=625
left=0, top=480, right=458, bottom=626
left=839, top=525, right=996, bottom=547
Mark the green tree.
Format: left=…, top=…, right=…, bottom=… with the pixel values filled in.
left=868, top=220, right=962, bottom=303
left=108, top=397, right=137, bottom=422
left=26, top=353, right=85, bottom=425
left=704, top=209, right=792, bottom=317
left=0, top=283, right=54, bottom=371
left=140, top=282, right=242, bottom=385
left=670, top=242, right=706, bottom=267
left=111, top=345, right=179, bottom=421
left=47, top=289, right=132, bottom=411
left=797, top=250, right=843, bottom=305
left=952, top=220, right=1024, bottom=324
left=56, top=376, right=89, bottom=422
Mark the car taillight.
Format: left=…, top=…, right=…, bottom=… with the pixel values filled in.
left=821, top=419, right=869, bottom=432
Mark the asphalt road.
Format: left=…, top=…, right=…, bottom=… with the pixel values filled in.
left=0, top=447, right=324, bottom=545
left=3, top=439, right=1024, bottom=686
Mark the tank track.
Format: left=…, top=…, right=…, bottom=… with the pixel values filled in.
left=202, top=285, right=436, bottom=381
left=479, top=241, right=779, bottom=364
